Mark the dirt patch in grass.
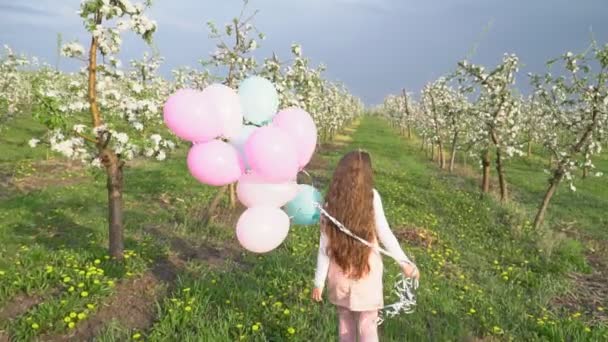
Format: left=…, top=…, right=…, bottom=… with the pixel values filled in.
left=0, top=159, right=87, bottom=198
left=395, top=226, right=438, bottom=249
left=0, top=289, right=59, bottom=322
left=550, top=244, right=608, bottom=325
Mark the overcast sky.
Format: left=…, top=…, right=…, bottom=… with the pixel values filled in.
left=1, top=0, right=607, bottom=105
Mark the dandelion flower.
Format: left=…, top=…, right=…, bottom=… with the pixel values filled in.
left=77, top=313, right=86, bottom=320
left=70, top=312, right=77, bottom=318
left=68, top=322, right=75, bottom=329
left=132, top=333, right=142, bottom=340
left=31, top=323, right=40, bottom=329
left=287, top=327, right=296, bottom=335
left=81, top=291, right=89, bottom=297
left=252, top=324, right=260, bottom=331
left=184, top=306, right=192, bottom=312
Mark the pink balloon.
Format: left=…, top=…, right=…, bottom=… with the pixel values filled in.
left=163, top=89, right=222, bottom=143
left=236, top=207, right=290, bottom=253
left=245, top=125, right=299, bottom=182
left=201, top=84, right=243, bottom=140
left=236, top=172, right=298, bottom=208
left=187, top=140, right=244, bottom=186
left=273, top=107, right=317, bottom=168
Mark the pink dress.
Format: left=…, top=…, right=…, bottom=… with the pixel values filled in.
left=327, top=240, right=384, bottom=311
left=314, top=189, right=410, bottom=312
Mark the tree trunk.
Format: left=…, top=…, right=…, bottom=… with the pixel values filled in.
left=463, top=152, right=468, bottom=168
left=495, top=148, right=508, bottom=202
left=229, top=183, right=236, bottom=208
left=533, top=170, right=564, bottom=229
left=481, top=149, right=491, bottom=194
left=527, top=140, right=532, bottom=157
left=449, top=131, right=459, bottom=172
left=438, top=141, right=445, bottom=169
left=101, top=149, right=124, bottom=260
left=202, top=186, right=228, bottom=224
left=408, top=126, right=412, bottom=139
left=430, top=142, right=435, bottom=161
left=582, top=166, right=588, bottom=179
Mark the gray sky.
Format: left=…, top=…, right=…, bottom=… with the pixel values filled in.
left=1, top=0, right=607, bottom=105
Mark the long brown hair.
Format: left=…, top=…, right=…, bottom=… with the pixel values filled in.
left=323, top=150, right=375, bottom=279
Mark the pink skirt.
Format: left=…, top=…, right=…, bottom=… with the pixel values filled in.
left=327, top=249, right=384, bottom=312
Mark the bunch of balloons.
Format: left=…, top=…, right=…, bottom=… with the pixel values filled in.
left=163, top=76, right=322, bottom=253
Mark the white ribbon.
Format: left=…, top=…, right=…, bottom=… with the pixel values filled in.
left=314, top=203, right=419, bottom=325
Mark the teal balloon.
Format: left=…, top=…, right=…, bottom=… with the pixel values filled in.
left=284, top=185, right=323, bottom=225
left=238, top=76, right=279, bottom=125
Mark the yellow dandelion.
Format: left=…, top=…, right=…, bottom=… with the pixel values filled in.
left=77, top=313, right=86, bottom=320
left=80, top=291, right=89, bottom=297
left=492, top=326, right=503, bottom=334
left=283, top=309, right=290, bottom=315
left=87, top=303, right=95, bottom=309
left=68, top=322, right=75, bottom=329
left=184, top=306, right=192, bottom=312
left=584, top=327, right=591, bottom=333
left=132, top=333, right=142, bottom=340
left=94, top=259, right=101, bottom=265
left=469, top=308, right=476, bottom=314
left=64, top=316, right=72, bottom=323
left=31, top=323, right=40, bottom=330
left=69, top=312, right=77, bottom=318
left=77, top=282, right=85, bottom=288
left=287, top=327, right=296, bottom=335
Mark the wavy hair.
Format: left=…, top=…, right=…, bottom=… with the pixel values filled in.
left=323, top=150, right=375, bottom=279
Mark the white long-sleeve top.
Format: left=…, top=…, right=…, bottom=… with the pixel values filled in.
left=314, top=189, right=410, bottom=289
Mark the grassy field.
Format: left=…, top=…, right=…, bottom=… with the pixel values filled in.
left=0, top=116, right=607, bottom=341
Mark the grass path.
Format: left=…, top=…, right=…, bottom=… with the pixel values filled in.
left=1, top=117, right=607, bottom=341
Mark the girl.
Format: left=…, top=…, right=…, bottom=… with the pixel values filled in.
left=311, top=150, right=419, bottom=342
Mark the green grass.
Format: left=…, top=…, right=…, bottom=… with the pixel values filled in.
left=0, top=116, right=607, bottom=341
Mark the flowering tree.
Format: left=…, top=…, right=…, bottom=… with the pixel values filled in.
left=30, top=0, right=172, bottom=259
left=529, top=44, right=608, bottom=228
left=458, top=54, right=523, bottom=201
left=0, top=45, right=33, bottom=129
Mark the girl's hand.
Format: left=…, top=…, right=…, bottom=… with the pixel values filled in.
left=400, top=263, right=420, bottom=280
left=311, top=287, right=323, bottom=302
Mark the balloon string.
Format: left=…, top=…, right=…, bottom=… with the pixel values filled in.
left=299, top=169, right=315, bottom=188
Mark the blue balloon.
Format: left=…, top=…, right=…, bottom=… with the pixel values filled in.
left=238, top=76, right=279, bottom=125
left=284, top=185, right=323, bottom=225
